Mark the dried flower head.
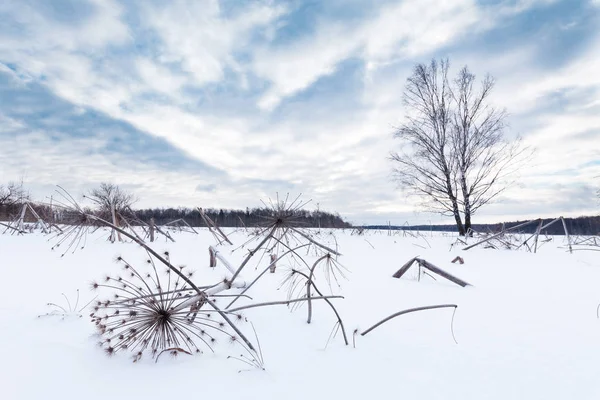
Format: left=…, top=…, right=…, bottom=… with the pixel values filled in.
left=90, top=255, right=242, bottom=362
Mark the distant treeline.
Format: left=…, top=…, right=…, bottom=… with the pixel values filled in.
left=134, top=207, right=352, bottom=229
left=2, top=203, right=351, bottom=229
left=3, top=201, right=599, bottom=235
left=365, top=215, right=600, bottom=236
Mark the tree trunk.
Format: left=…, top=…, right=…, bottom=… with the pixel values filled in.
left=453, top=208, right=466, bottom=236
left=443, top=165, right=465, bottom=236
left=458, top=165, right=472, bottom=237
left=464, top=202, right=472, bottom=237
left=448, top=190, right=465, bottom=236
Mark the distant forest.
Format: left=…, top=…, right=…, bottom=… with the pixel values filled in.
left=366, top=215, right=600, bottom=236
left=1, top=202, right=352, bottom=229
left=133, top=206, right=352, bottom=229
left=2, top=202, right=599, bottom=235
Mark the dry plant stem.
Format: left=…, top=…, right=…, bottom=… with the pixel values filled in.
left=533, top=219, right=543, bottom=253
left=290, top=227, right=341, bottom=256
left=233, top=226, right=272, bottom=252
left=198, top=207, right=232, bottom=245
left=0, top=221, right=25, bottom=234
left=225, top=244, right=311, bottom=309
left=154, top=225, right=175, bottom=242
left=392, top=257, right=419, bottom=278
left=307, top=254, right=330, bottom=324
left=225, top=296, right=344, bottom=313
left=324, top=322, right=341, bottom=349
left=50, top=223, right=64, bottom=233
left=107, top=285, right=217, bottom=305
left=83, top=213, right=256, bottom=351
left=155, top=347, right=192, bottom=363
left=292, top=269, right=349, bottom=345
left=416, top=259, right=470, bottom=287
left=393, top=257, right=470, bottom=287
left=516, top=217, right=559, bottom=252
left=462, top=219, right=540, bottom=250
left=361, top=304, right=458, bottom=336
left=173, top=280, right=247, bottom=313
left=228, top=322, right=266, bottom=372
left=237, top=216, right=247, bottom=230
left=229, top=226, right=278, bottom=283
left=209, top=246, right=237, bottom=275
left=16, top=202, right=50, bottom=233
left=211, top=293, right=254, bottom=299
left=165, top=218, right=198, bottom=234
left=117, top=212, right=146, bottom=242
left=560, top=217, right=573, bottom=253
left=209, top=247, right=217, bottom=268
left=450, top=306, right=458, bottom=344
left=516, top=229, right=540, bottom=251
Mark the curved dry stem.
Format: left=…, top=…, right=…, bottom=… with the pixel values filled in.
left=307, top=254, right=330, bottom=324
left=155, top=347, right=192, bottom=363
left=292, top=268, right=349, bottom=346
left=361, top=304, right=458, bottom=336
left=450, top=306, right=458, bottom=344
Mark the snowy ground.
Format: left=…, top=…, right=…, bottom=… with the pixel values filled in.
left=2, top=227, right=600, bottom=399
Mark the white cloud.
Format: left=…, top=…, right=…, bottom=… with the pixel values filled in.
left=254, top=0, right=483, bottom=110
left=0, top=0, right=129, bottom=52
left=143, top=0, right=287, bottom=87
left=1, top=0, right=599, bottom=225
left=254, top=22, right=361, bottom=110
left=0, top=123, right=224, bottom=209
left=0, top=114, right=25, bottom=132
left=360, top=0, right=482, bottom=62
left=135, top=57, right=187, bottom=97
left=253, top=0, right=564, bottom=110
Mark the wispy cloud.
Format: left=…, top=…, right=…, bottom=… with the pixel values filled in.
left=0, top=0, right=598, bottom=225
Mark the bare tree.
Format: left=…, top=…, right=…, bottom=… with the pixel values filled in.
left=86, top=182, right=137, bottom=223
left=0, top=181, right=29, bottom=208
left=85, top=183, right=137, bottom=242
left=390, top=59, right=529, bottom=236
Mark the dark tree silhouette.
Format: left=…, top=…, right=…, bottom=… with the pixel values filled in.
left=390, top=59, right=529, bottom=236
left=0, top=181, right=28, bottom=208
left=86, top=183, right=137, bottom=219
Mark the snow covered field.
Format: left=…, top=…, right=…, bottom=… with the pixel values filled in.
left=2, top=227, right=599, bottom=399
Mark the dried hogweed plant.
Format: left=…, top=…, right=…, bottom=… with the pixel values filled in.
left=38, top=289, right=97, bottom=320
left=228, top=193, right=341, bottom=286
left=47, top=188, right=259, bottom=358
left=89, top=254, right=257, bottom=363
left=49, top=188, right=347, bottom=365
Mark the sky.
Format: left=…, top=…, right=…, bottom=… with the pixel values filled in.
left=1, top=0, right=599, bottom=225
